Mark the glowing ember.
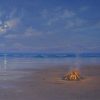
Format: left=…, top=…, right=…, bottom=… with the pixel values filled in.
left=63, top=70, right=81, bottom=81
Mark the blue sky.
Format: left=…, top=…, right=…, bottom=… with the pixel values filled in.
left=0, top=0, right=100, bottom=52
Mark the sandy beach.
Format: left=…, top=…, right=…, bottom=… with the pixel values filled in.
left=0, top=65, right=100, bottom=100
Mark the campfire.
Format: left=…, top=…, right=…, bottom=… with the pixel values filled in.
left=63, top=70, right=81, bottom=81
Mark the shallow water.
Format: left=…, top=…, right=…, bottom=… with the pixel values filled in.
left=0, top=57, right=100, bottom=70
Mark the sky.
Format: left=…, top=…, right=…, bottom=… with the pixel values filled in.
left=0, top=0, right=100, bottom=53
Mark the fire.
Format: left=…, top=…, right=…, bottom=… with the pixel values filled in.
left=63, top=70, right=81, bottom=81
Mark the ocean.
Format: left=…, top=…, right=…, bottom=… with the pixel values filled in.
left=0, top=53, right=100, bottom=70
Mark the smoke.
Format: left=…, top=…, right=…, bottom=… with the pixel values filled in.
left=69, top=55, right=82, bottom=72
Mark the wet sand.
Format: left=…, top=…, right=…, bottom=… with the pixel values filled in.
left=0, top=65, right=100, bottom=100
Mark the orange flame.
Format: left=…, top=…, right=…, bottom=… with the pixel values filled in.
left=63, top=70, right=81, bottom=81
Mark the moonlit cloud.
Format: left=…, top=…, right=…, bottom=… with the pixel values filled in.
left=0, top=8, right=21, bottom=36
left=0, top=21, right=8, bottom=34
left=0, top=18, right=20, bottom=35
left=0, top=26, right=7, bottom=33
left=5, top=18, right=20, bottom=29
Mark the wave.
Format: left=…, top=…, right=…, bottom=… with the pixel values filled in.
left=0, top=53, right=100, bottom=58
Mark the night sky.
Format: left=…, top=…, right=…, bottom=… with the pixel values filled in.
left=0, top=0, right=100, bottom=53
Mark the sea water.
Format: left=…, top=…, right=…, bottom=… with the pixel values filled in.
left=0, top=53, right=100, bottom=70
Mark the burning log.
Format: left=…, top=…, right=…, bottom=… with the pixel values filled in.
left=63, top=70, right=81, bottom=81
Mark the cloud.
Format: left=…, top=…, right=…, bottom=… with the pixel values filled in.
left=42, top=8, right=75, bottom=19
left=24, top=27, right=43, bottom=37
left=0, top=43, right=5, bottom=48
left=61, top=9, right=76, bottom=18
left=41, top=9, right=48, bottom=18
left=0, top=25, right=7, bottom=33
left=8, top=9, right=17, bottom=19
left=11, top=43, right=39, bottom=51
left=41, top=7, right=100, bottom=33
left=79, top=6, right=89, bottom=12
left=5, top=18, right=20, bottom=28
left=65, top=18, right=86, bottom=30
left=4, top=34, right=17, bottom=39
left=0, top=9, right=21, bottom=35
left=0, top=18, right=20, bottom=35
left=41, top=8, right=76, bottom=26
left=0, top=43, right=6, bottom=51
left=13, top=43, right=23, bottom=48
left=6, top=43, right=26, bottom=51
left=93, top=21, right=100, bottom=29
